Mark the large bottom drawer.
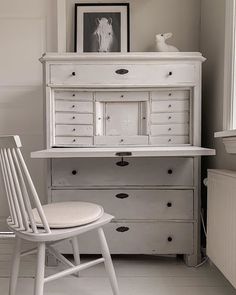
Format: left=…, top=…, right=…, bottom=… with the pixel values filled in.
left=51, top=189, right=194, bottom=220
left=55, top=222, right=193, bottom=255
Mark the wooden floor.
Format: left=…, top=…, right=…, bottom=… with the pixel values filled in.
left=0, top=255, right=236, bottom=295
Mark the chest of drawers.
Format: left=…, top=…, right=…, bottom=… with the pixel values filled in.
left=37, top=52, right=212, bottom=267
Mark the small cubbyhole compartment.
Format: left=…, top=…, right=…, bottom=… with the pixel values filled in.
left=95, top=92, right=149, bottom=145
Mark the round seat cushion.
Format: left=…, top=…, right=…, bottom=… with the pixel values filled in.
left=32, top=202, right=104, bottom=229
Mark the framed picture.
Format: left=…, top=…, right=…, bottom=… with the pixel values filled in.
left=75, top=3, right=130, bottom=53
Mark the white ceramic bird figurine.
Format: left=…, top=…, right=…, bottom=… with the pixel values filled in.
left=155, top=33, right=179, bottom=52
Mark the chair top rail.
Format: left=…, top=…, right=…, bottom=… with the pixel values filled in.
left=0, top=136, right=22, bottom=148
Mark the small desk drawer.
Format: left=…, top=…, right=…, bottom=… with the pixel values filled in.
left=55, top=101, right=93, bottom=113
left=52, top=189, right=194, bottom=220
left=50, top=64, right=195, bottom=86
left=152, top=90, right=190, bottom=100
left=55, top=125, right=93, bottom=136
left=151, top=112, right=189, bottom=124
left=94, top=136, right=148, bottom=146
left=150, top=136, right=189, bottom=145
left=52, top=157, right=194, bottom=187
left=95, top=91, right=149, bottom=102
left=56, top=222, right=194, bottom=254
left=54, top=91, right=93, bottom=101
left=150, top=124, right=189, bottom=136
left=55, top=136, right=93, bottom=146
left=152, top=100, right=189, bottom=113
left=55, top=113, right=93, bottom=125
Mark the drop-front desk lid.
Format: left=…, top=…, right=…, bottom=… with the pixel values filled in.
left=31, top=146, right=215, bottom=158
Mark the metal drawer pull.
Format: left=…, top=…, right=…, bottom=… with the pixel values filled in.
left=115, top=69, right=129, bottom=75
left=168, top=128, right=172, bottom=131
left=168, top=104, right=172, bottom=108
left=168, top=71, right=173, bottom=76
left=167, top=236, right=173, bottom=242
left=72, top=116, right=76, bottom=120
left=168, top=116, right=172, bottom=120
left=116, top=193, right=129, bottom=199
left=72, top=93, right=75, bottom=97
left=72, top=71, right=76, bottom=76
left=73, top=139, right=76, bottom=142
left=72, top=128, right=76, bottom=132
left=116, top=227, right=130, bottom=233
left=168, top=93, right=172, bottom=96
left=71, top=170, right=78, bottom=175
left=167, top=202, right=172, bottom=208
left=116, top=160, right=129, bottom=167
left=72, top=105, right=75, bottom=108
left=167, top=169, right=173, bottom=175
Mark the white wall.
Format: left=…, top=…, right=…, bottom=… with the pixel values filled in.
left=201, top=0, right=236, bottom=171
left=0, top=0, right=57, bottom=232
left=66, top=0, right=201, bottom=52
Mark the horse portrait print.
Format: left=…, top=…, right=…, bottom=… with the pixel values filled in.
left=83, top=13, right=121, bottom=52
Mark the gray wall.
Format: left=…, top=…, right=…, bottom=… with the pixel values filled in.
left=201, top=0, right=236, bottom=171
left=67, top=0, right=201, bottom=52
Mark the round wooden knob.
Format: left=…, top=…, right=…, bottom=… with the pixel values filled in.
left=167, top=236, right=173, bottom=242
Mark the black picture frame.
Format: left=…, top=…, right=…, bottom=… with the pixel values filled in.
left=75, top=3, right=130, bottom=53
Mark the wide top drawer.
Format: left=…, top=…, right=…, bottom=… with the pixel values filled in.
left=49, top=64, right=196, bottom=86
left=52, top=157, right=194, bottom=187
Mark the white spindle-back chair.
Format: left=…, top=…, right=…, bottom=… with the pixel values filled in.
left=0, top=135, right=119, bottom=295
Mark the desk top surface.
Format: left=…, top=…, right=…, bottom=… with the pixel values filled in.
left=31, top=146, right=215, bottom=159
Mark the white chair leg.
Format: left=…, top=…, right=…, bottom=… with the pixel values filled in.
left=9, top=237, right=22, bottom=295
left=34, top=243, right=45, bottom=295
left=97, top=228, right=119, bottom=295
left=71, top=237, right=80, bottom=277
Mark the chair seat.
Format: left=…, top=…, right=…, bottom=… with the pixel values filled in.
left=32, top=202, right=104, bottom=229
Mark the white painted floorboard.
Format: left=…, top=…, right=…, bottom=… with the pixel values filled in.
left=0, top=256, right=236, bottom=295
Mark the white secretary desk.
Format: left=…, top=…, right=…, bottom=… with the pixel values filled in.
left=32, top=52, right=215, bottom=266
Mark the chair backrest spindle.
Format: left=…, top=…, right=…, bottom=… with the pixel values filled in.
left=0, top=150, right=16, bottom=224
left=12, top=148, right=38, bottom=233
left=3, top=148, right=23, bottom=229
left=7, top=148, right=30, bottom=231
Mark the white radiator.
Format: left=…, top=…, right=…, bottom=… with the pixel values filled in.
left=207, top=169, right=236, bottom=288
